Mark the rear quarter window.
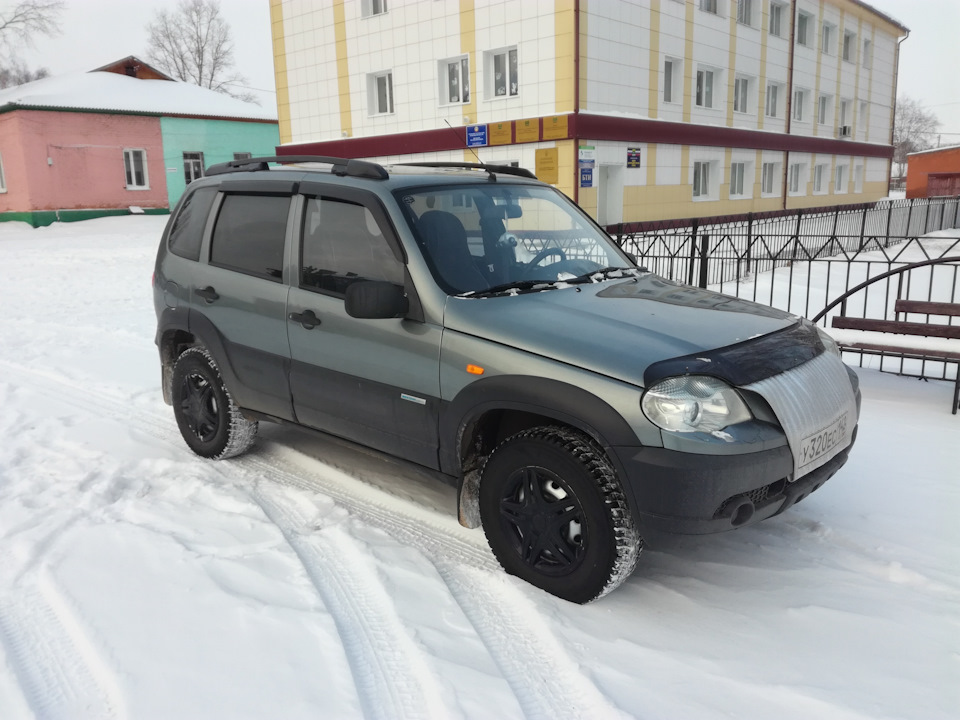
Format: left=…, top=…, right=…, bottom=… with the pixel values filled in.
left=209, top=194, right=290, bottom=281
left=168, top=187, right=217, bottom=260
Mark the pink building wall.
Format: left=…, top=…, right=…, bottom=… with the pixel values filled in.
left=0, top=110, right=168, bottom=212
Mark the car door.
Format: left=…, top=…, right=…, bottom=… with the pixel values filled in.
left=189, top=189, right=296, bottom=421
left=286, top=187, right=443, bottom=469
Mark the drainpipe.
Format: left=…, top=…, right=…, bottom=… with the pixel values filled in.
left=890, top=28, right=910, bottom=192
left=781, top=0, right=797, bottom=210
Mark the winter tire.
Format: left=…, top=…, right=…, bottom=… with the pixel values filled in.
left=172, top=347, right=258, bottom=459
left=479, top=426, right=642, bottom=604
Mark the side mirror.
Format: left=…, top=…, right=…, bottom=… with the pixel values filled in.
left=345, top=281, right=409, bottom=319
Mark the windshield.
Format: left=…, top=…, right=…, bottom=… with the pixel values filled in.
left=394, top=183, right=633, bottom=296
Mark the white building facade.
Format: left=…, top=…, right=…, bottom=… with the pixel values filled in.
left=270, top=0, right=905, bottom=223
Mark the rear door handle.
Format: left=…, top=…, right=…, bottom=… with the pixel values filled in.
left=288, top=309, right=321, bottom=330
left=196, top=286, right=219, bottom=303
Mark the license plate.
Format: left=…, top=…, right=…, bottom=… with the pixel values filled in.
left=797, top=412, right=849, bottom=475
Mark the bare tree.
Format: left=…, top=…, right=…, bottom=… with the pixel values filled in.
left=0, top=0, right=63, bottom=87
left=146, top=0, right=258, bottom=104
left=893, top=95, right=941, bottom=180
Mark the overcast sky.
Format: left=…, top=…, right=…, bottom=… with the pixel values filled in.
left=16, top=0, right=960, bottom=146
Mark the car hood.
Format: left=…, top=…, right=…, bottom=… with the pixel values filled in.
left=442, top=274, right=799, bottom=387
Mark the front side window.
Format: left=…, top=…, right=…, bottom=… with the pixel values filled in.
left=123, top=149, right=148, bottom=189
left=394, top=184, right=630, bottom=295
left=300, top=197, right=403, bottom=296
left=439, top=56, right=470, bottom=105
left=210, top=194, right=290, bottom=281
left=696, top=68, right=715, bottom=108
left=487, top=47, right=518, bottom=98
left=693, top=161, right=711, bottom=198
left=184, top=151, right=204, bottom=185
left=369, top=71, right=394, bottom=115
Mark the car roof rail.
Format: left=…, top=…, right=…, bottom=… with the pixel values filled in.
left=204, top=155, right=389, bottom=180
left=396, top=161, right=537, bottom=180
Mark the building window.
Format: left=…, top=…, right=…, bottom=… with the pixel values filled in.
left=693, top=161, right=712, bottom=198
left=700, top=0, right=718, bottom=14
left=793, top=89, right=807, bottom=121
left=0, top=152, right=6, bottom=193
left=822, top=22, right=835, bottom=55
left=737, top=0, right=753, bottom=26
left=835, top=163, right=848, bottom=193
left=123, top=149, right=149, bottom=189
left=664, top=57, right=681, bottom=103
left=233, top=152, right=252, bottom=161
left=769, top=2, right=785, bottom=36
left=863, top=39, right=872, bottom=68
left=729, top=161, right=747, bottom=197
left=839, top=99, right=851, bottom=136
left=788, top=163, right=805, bottom=194
left=854, top=164, right=864, bottom=193
left=796, top=12, right=812, bottom=46
left=813, top=163, right=829, bottom=193
left=734, top=76, right=751, bottom=113
left=818, top=94, right=831, bottom=125
left=859, top=100, right=868, bottom=131
left=761, top=161, right=779, bottom=195
left=843, top=31, right=856, bottom=62
left=765, top=82, right=781, bottom=118
left=439, top=56, right=470, bottom=105
left=361, top=0, right=387, bottom=18
left=696, top=68, right=715, bottom=108
left=368, top=70, right=394, bottom=114
left=183, top=151, right=204, bottom=185
left=485, top=46, right=518, bottom=98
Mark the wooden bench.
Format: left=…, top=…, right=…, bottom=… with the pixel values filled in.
left=831, top=300, right=960, bottom=414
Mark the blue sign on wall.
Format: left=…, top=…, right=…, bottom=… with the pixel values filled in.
left=466, top=125, right=488, bottom=147
left=580, top=168, right=594, bottom=188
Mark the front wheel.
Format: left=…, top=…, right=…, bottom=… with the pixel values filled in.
left=171, top=347, right=258, bottom=459
left=479, top=426, right=642, bottom=603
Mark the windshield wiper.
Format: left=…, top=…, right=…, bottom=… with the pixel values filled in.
left=567, top=266, right=638, bottom=284
left=462, top=279, right=559, bottom=298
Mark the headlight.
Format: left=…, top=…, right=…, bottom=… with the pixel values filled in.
left=641, top=375, right=752, bottom=433
left=816, top=326, right=841, bottom=357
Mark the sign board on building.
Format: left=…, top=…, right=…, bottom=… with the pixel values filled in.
left=466, top=125, right=488, bottom=147
left=578, top=145, right=595, bottom=188
left=489, top=122, right=512, bottom=145
left=535, top=148, right=559, bottom=184
left=627, top=147, right=642, bottom=168
left=580, top=168, right=593, bottom=188
left=543, top=115, right=569, bottom=140
left=516, top=118, right=540, bottom=143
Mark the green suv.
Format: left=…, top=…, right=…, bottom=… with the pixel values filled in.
left=153, top=156, right=860, bottom=603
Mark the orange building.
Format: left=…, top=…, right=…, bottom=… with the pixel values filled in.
left=906, top=145, right=960, bottom=198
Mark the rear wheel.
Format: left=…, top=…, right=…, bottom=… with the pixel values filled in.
left=172, top=347, right=257, bottom=459
left=479, top=426, right=642, bottom=603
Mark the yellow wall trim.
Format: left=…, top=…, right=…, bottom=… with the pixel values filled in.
left=334, top=0, right=353, bottom=139
left=270, top=0, right=291, bottom=144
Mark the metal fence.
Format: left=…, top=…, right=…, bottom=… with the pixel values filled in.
left=610, top=196, right=960, bottom=324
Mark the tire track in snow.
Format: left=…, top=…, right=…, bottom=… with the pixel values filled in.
left=248, top=484, right=450, bottom=720
left=0, top=573, right=123, bottom=720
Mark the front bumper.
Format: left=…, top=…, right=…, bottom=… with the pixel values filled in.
left=611, top=425, right=856, bottom=535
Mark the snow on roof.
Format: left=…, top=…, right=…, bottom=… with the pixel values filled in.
left=0, top=69, right=277, bottom=122
left=908, top=144, right=960, bottom=158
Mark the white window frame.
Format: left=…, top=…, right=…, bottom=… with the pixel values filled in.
left=797, top=12, right=814, bottom=47
left=700, top=0, right=718, bottom=14
left=765, top=82, right=782, bottom=118
left=854, top=164, right=864, bottom=193
left=835, top=163, right=848, bottom=193
left=822, top=22, right=835, bottom=55
left=859, top=100, right=868, bottom=131
left=368, top=70, right=394, bottom=115
left=693, top=160, right=712, bottom=199
left=862, top=39, right=872, bottom=69
left=123, top=148, right=149, bottom=190
left=696, top=67, right=716, bottom=108
left=361, top=0, right=387, bottom=18
left=839, top=98, right=851, bottom=134
left=818, top=94, right=831, bottom=125
left=485, top=46, right=518, bottom=99
left=183, top=151, right=204, bottom=185
left=769, top=2, right=785, bottom=37
left=788, top=163, right=805, bottom=195
left=439, top=55, right=470, bottom=106
left=729, top=161, right=748, bottom=197
left=0, top=152, right=7, bottom=193
left=734, top=75, right=751, bottom=113
left=761, top=161, right=779, bottom=195
left=664, top=57, right=681, bottom=104
left=842, top=30, right=857, bottom=62
left=793, top=88, right=807, bottom=122
left=737, top=0, right=753, bottom=26
left=813, top=163, right=829, bottom=194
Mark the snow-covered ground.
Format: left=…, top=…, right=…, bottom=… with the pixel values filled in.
left=0, top=216, right=957, bottom=720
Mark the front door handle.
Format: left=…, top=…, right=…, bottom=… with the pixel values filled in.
left=196, top=286, right=219, bottom=303
left=288, top=309, right=321, bottom=330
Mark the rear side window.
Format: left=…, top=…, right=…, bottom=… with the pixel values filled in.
left=168, top=187, right=217, bottom=260
left=210, top=194, right=290, bottom=281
